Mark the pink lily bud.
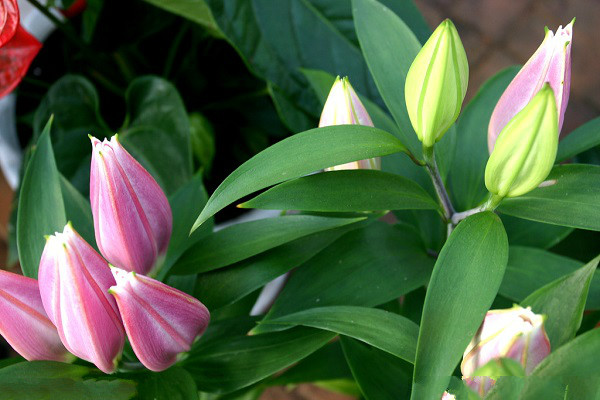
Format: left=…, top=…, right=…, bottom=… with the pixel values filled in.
left=38, top=224, right=125, bottom=374
left=90, top=135, right=172, bottom=275
left=461, top=306, right=550, bottom=396
left=319, top=77, right=381, bottom=171
left=488, top=21, right=573, bottom=152
left=0, top=270, right=71, bottom=362
left=108, top=267, right=210, bottom=372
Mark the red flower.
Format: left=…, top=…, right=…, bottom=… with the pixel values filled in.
left=0, top=0, right=19, bottom=47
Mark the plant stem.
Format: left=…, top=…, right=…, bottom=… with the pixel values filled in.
left=451, top=194, right=504, bottom=225
left=422, top=145, right=455, bottom=222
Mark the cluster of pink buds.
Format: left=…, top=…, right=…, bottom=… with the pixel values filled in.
left=0, top=136, right=210, bottom=373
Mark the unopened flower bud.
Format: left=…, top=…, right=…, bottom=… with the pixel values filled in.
left=489, top=21, right=573, bottom=152
left=461, top=306, right=551, bottom=397
left=108, top=267, right=210, bottom=372
left=485, top=84, right=558, bottom=199
left=405, top=19, right=468, bottom=148
left=38, top=224, right=125, bottom=373
left=0, top=270, right=71, bottom=362
left=319, top=77, right=380, bottom=171
left=90, top=135, right=172, bottom=275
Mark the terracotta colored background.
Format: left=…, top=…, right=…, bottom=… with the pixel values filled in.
left=0, top=0, right=598, bottom=398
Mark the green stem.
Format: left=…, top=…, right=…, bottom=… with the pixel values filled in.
left=422, top=145, right=455, bottom=222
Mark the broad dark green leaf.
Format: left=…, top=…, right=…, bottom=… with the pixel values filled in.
left=500, top=247, right=600, bottom=309
left=120, top=76, right=193, bottom=195
left=33, top=75, right=110, bottom=194
left=240, top=170, right=439, bottom=212
left=557, top=117, right=600, bottom=162
left=195, top=226, right=351, bottom=310
left=142, top=0, right=222, bottom=35
left=412, top=212, right=508, bottom=400
left=502, top=215, right=573, bottom=249
left=267, top=341, right=353, bottom=386
left=17, top=119, right=67, bottom=278
left=255, top=222, right=433, bottom=332
left=135, top=367, right=198, bottom=400
left=448, top=67, right=519, bottom=211
left=260, top=306, right=418, bottom=363
left=158, top=174, right=213, bottom=279
left=174, top=215, right=364, bottom=274
left=499, top=165, right=600, bottom=231
left=521, top=255, right=599, bottom=348
left=0, top=362, right=135, bottom=400
left=353, top=0, right=422, bottom=156
left=192, top=125, right=407, bottom=229
left=59, top=174, right=96, bottom=248
left=184, top=327, right=335, bottom=393
left=341, top=337, right=412, bottom=400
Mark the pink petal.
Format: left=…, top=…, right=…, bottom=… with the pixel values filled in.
left=90, top=136, right=172, bottom=275
left=109, top=267, right=210, bottom=372
left=38, top=224, right=124, bottom=373
left=0, top=270, right=70, bottom=361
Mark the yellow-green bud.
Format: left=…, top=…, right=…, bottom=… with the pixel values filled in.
left=485, top=84, right=558, bottom=198
left=405, top=19, right=469, bottom=148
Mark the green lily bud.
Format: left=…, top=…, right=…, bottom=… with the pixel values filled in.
left=485, top=84, right=558, bottom=198
left=405, top=19, right=468, bottom=148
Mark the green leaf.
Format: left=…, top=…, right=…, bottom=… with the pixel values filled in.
left=158, top=174, right=213, bottom=279
left=268, top=341, right=353, bottom=386
left=498, top=164, right=600, bottom=231
left=448, top=67, right=519, bottom=210
left=240, top=170, right=439, bottom=212
left=174, top=215, right=364, bottom=275
left=184, top=327, right=335, bottom=393
left=59, top=174, right=96, bottom=249
left=472, top=358, right=526, bottom=379
left=120, top=76, right=193, bottom=195
left=353, top=0, right=422, bottom=156
left=33, top=75, right=110, bottom=194
left=412, top=212, right=508, bottom=400
left=340, top=337, right=412, bottom=400
left=255, top=222, right=433, bottom=332
left=502, top=215, right=573, bottom=249
left=142, top=0, right=222, bottom=36
left=260, top=306, right=419, bottom=363
left=195, top=226, right=352, bottom=310
left=521, top=255, right=599, bottom=348
left=0, top=361, right=136, bottom=400
left=500, top=247, right=600, bottom=309
left=557, top=117, right=600, bottom=162
left=17, top=118, right=67, bottom=279
left=135, top=367, right=198, bottom=400
left=192, top=125, right=407, bottom=230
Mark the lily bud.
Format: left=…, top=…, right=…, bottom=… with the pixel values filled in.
left=485, top=84, right=558, bottom=199
left=108, top=267, right=210, bottom=372
left=90, top=135, right=172, bottom=275
left=319, top=76, right=380, bottom=171
left=489, top=21, right=573, bottom=152
left=405, top=19, right=468, bottom=148
left=461, top=306, right=550, bottom=396
left=0, top=270, right=71, bottom=362
left=38, top=224, right=125, bottom=374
